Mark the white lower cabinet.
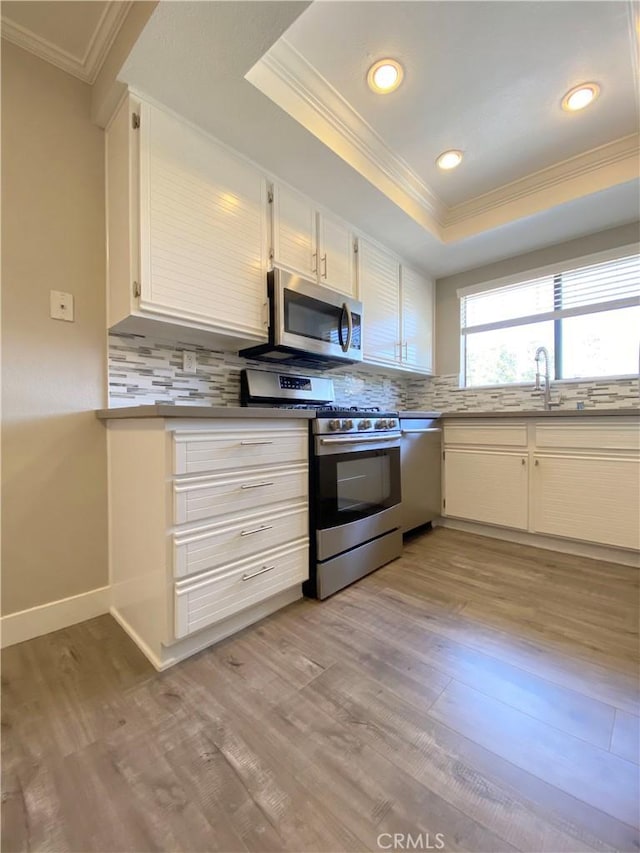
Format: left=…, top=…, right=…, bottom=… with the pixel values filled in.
left=443, top=417, right=639, bottom=554
left=175, top=542, right=308, bottom=639
left=173, top=465, right=307, bottom=525
left=531, top=454, right=640, bottom=550
left=107, top=416, right=309, bottom=670
left=444, top=448, right=529, bottom=530
left=173, top=502, right=308, bottom=578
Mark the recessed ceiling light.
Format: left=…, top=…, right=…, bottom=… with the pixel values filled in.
left=367, top=59, right=404, bottom=94
left=561, top=83, right=600, bottom=112
left=436, top=150, right=463, bottom=170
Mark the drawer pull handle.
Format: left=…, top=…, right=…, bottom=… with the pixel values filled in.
left=240, top=525, right=273, bottom=537
left=240, top=440, right=274, bottom=446
left=241, top=481, right=274, bottom=490
left=242, top=565, right=275, bottom=581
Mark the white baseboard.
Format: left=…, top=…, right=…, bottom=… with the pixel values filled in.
left=436, top=518, right=640, bottom=568
left=109, top=605, right=164, bottom=671
left=0, top=586, right=110, bottom=648
left=111, top=586, right=302, bottom=671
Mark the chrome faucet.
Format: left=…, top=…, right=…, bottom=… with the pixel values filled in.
left=534, top=346, right=552, bottom=410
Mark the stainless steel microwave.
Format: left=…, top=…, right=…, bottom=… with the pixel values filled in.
left=240, top=269, right=363, bottom=369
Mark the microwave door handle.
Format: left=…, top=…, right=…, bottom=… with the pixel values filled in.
left=341, top=303, right=353, bottom=353
left=338, top=304, right=346, bottom=351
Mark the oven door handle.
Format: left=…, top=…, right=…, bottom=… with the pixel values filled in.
left=320, top=433, right=401, bottom=445
left=338, top=304, right=352, bottom=353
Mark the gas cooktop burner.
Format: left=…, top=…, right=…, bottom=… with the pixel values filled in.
left=321, top=405, right=381, bottom=413
left=276, top=404, right=398, bottom=417
left=316, top=408, right=398, bottom=418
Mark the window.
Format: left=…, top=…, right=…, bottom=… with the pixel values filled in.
left=459, top=250, right=640, bottom=387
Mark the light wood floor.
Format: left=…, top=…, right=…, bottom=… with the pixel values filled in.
left=2, top=528, right=639, bottom=852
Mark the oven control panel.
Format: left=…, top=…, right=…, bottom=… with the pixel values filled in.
left=316, top=416, right=399, bottom=435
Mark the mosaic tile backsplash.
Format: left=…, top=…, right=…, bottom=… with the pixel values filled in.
left=108, top=334, right=639, bottom=413
left=108, top=334, right=407, bottom=410
left=406, top=373, right=639, bottom=412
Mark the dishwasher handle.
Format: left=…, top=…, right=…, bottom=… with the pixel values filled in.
left=401, top=428, right=442, bottom=434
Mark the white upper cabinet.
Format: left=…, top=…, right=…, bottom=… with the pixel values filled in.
left=401, top=266, right=434, bottom=375
left=358, top=238, right=401, bottom=367
left=317, top=213, right=357, bottom=296
left=358, top=240, right=434, bottom=374
left=270, top=183, right=317, bottom=280
left=271, top=183, right=357, bottom=297
left=107, top=92, right=431, bottom=371
left=107, top=94, right=269, bottom=348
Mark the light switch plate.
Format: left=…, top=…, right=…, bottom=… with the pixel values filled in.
left=50, top=290, right=74, bottom=322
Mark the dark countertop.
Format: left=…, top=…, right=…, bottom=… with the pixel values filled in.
left=96, top=405, right=316, bottom=421
left=97, top=405, right=640, bottom=421
left=440, top=408, right=639, bottom=419
left=398, top=411, right=442, bottom=419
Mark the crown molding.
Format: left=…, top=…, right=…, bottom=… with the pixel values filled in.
left=445, top=134, right=640, bottom=226
left=247, top=38, right=639, bottom=246
left=246, top=37, right=447, bottom=238
left=1, top=1, right=132, bottom=84
left=443, top=134, right=640, bottom=241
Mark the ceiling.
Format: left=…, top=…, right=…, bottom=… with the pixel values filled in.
left=120, top=1, right=639, bottom=276
left=3, top=0, right=638, bottom=277
left=278, top=1, right=638, bottom=207
left=1, top=1, right=131, bottom=83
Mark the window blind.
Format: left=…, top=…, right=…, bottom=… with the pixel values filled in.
left=461, top=252, right=640, bottom=335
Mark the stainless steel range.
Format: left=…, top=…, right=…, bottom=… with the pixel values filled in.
left=241, top=369, right=403, bottom=598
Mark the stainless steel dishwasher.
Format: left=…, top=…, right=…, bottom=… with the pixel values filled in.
left=399, top=412, right=442, bottom=533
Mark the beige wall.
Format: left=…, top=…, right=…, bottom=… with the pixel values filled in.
left=1, top=43, right=108, bottom=615
left=435, top=222, right=640, bottom=376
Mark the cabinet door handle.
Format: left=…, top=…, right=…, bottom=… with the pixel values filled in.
left=403, top=341, right=408, bottom=359
left=242, top=565, right=275, bottom=581
left=534, top=459, right=539, bottom=466
left=522, top=458, right=526, bottom=465
left=312, top=251, right=317, bottom=274
left=240, top=440, right=273, bottom=446
left=321, top=254, right=327, bottom=278
left=240, top=525, right=273, bottom=537
left=240, top=481, right=274, bottom=490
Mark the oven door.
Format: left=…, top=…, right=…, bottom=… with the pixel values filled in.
left=273, top=269, right=362, bottom=362
left=313, top=440, right=402, bottom=561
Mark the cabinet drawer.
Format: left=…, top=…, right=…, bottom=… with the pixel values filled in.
left=173, top=502, right=308, bottom=578
left=535, top=422, right=640, bottom=452
left=175, top=541, right=309, bottom=639
left=173, top=422, right=308, bottom=475
left=174, top=465, right=307, bottom=525
left=444, top=422, right=528, bottom=448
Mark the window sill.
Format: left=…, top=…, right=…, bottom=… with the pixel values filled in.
left=459, top=373, right=639, bottom=391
